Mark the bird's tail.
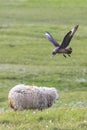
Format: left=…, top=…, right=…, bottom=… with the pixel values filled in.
left=67, top=47, right=72, bottom=54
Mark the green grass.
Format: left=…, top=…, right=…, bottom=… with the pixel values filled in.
left=0, top=108, right=87, bottom=130
left=0, top=0, right=87, bottom=129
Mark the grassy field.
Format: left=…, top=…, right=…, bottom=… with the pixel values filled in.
left=0, top=0, right=87, bottom=129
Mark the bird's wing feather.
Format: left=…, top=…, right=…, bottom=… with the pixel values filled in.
left=45, top=32, right=60, bottom=47
left=60, top=25, right=79, bottom=49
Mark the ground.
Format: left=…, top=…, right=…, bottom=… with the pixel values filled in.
left=0, top=0, right=87, bottom=130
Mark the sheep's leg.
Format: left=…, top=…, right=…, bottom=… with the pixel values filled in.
left=68, top=54, right=71, bottom=57
left=38, top=104, right=43, bottom=111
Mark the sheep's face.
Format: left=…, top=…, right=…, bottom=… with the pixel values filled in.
left=50, top=88, right=59, bottom=100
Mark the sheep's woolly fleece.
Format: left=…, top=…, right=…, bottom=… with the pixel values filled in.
left=8, top=84, right=59, bottom=111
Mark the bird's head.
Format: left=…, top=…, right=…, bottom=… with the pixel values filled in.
left=52, top=51, right=56, bottom=56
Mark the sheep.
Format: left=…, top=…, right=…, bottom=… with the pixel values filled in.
left=8, top=84, right=59, bottom=111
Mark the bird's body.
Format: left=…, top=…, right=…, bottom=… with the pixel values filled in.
left=45, top=25, right=79, bottom=57
left=52, top=47, right=72, bottom=54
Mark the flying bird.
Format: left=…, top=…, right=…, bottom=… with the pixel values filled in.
left=45, top=25, right=79, bottom=57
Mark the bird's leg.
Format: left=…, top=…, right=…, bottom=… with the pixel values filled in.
left=68, top=54, right=71, bottom=57
left=63, top=54, right=67, bottom=58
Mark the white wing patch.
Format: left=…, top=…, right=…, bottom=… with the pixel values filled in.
left=45, top=32, right=51, bottom=39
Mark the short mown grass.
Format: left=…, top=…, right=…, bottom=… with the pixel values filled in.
left=0, top=0, right=87, bottom=129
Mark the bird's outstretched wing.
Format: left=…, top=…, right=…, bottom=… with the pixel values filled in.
left=60, top=25, right=79, bottom=49
left=45, top=32, right=60, bottom=47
